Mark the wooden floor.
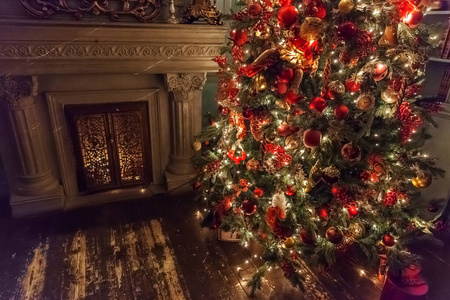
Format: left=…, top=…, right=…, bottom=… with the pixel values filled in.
left=0, top=193, right=448, bottom=300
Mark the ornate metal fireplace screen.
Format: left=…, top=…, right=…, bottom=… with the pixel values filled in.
left=65, top=102, right=151, bottom=193
left=19, top=0, right=162, bottom=22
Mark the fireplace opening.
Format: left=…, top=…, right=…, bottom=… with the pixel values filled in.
left=65, top=102, right=152, bottom=194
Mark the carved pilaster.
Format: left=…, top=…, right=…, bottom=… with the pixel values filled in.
left=0, top=76, right=59, bottom=196
left=165, top=73, right=206, bottom=186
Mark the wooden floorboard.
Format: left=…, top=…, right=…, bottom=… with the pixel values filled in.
left=6, top=194, right=450, bottom=299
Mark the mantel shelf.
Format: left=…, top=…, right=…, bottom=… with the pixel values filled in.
left=429, top=57, right=450, bottom=63
left=425, top=10, right=450, bottom=15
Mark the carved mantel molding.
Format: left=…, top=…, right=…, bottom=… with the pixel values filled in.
left=0, top=20, right=228, bottom=75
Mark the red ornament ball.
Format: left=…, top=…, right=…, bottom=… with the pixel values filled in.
left=193, top=181, right=201, bottom=190
left=326, top=227, right=344, bottom=244
left=404, top=9, right=423, bottom=28
left=241, top=200, right=257, bottom=215
left=309, top=97, right=327, bottom=113
left=285, top=185, right=297, bottom=196
left=286, top=91, right=302, bottom=104
left=346, top=204, right=358, bottom=217
left=232, top=30, right=247, bottom=46
left=334, top=104, right=349, bottom=120
left=317, top=206, right=329, bottom=220
left=382, top=233, right=395, bottom=247
left=277, top=83, right=288, bottom=95
left=300, top=228, right=317, bottom=245
left=341, top=142, right=361, bottom=162
left=278, top=5, right=299, bottom=29
left=277, top=67, right=295, bottom=84
left=248, top=3, right=262, bottom=16
left=278, top=123, right=293, bottom=137
left=279, top=0, right=292, bottom=6
left=373, top=63, right=388, bottom=82
left=303, top=129, right=322, bottom=148
left=345, top=79, right=360, bottom=92
left=338, top=21, right=357, bottom=41
left=303, top=0, right=326, bottom=19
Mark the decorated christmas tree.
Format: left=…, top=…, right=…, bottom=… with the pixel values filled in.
left=193, top=0, right=445, bottom=292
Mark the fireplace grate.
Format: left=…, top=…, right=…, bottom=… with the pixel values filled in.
left=65, top=102, right=151, bottom=194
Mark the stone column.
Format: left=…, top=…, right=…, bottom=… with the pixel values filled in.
left=0, top=76, right=62, bottom=215
left=165, top=73, right=206, bottom=190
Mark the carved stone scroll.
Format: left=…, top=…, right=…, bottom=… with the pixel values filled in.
left=19, top=0, right=162, bottom=23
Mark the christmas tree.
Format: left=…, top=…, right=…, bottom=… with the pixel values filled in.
left=194, top=0, right=444, bottom=292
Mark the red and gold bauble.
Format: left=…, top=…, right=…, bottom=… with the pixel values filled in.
left=309, top=97, right=327, bottom=113
left=241, top=199, right=257, bottom=215
left=326, top=227, right=344, bottom=244
left=338, top=21, right=357, bottom=41
left=411, top=173, right=432, bottom=188
left=341, top=142, right=361, bottom=163
left=334, top=104, right=349, bottom=120
left=277, top=67, right=295, bottom=84
left=303, top=0, right=326, bottom=19
left=338, top=0, right=355, bottom=14
left=345, top=79, right=360, bottom=92
left=278, top=5, right=299, bottom=29
left=382, top=233, right=395, bottom=247
left=303, top=129, right=322, bottom=148
left=322, top=165, right=340, bottom=185
left=278, top=123, right=293, bottom=137
left=300, top=228, right=317, bottom=244
left=373, top=63, right=388, bottom=82
left=381, top=90, right=400, bottom=104
left=218, top=105, right=230, bottom=115
left=232, top=30, right=248, bottom=46
left=248, top=3, right=262, bottom=17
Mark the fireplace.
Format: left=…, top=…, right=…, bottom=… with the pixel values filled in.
left=0, top=15, right=227, bottom=215
left=65, top=102, right=152, bottom=194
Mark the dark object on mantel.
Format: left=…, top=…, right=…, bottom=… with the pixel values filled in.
left=19, top=0, right=162, bottom=22
left=182, top=0, right=223, bottom=25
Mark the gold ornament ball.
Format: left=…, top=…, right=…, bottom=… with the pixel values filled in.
left=300, top=17, right=324, bottom=42
left=192, top=141, right=202, bottom=151
left=381, top=90, right=399, bottom=104
left=356, top=94, right=375, bottom=111
left=285, top=135, right=299, bottom=150
left=283, top=237, right=296, bottom=249
left=349, top=222, right=365, bottom=238
left=253, top=74, right=267, bottom=92
left=412, top=173, right=432, bottom=188
left=338, top=0, right=355, bottom=14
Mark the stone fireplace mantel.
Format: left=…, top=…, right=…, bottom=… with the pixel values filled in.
left=0, top=19, right=227, bottom=215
